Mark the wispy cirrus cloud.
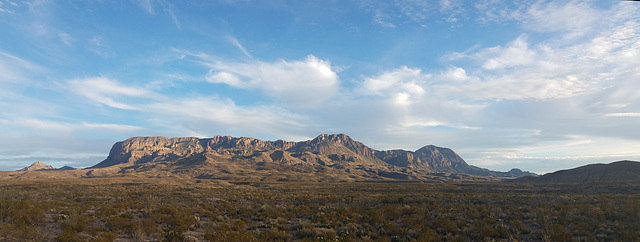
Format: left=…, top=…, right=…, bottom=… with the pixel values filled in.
left=58, top=32, right=74, bottom=47
left=226, top=35, right=254, bottom=60
left=0, top=118, right=143, bottom=134
left=0, top=0, right=18, bottom=14
left=137, top=0, right=181, bottom=29
left=0, top=51, right=44, bottom=84
left=68, top=77, right=159, bottom=110
left=144, top=96, right=313, bottom=140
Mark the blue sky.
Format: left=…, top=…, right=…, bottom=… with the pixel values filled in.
left=1, top=0, right=639, bottom=173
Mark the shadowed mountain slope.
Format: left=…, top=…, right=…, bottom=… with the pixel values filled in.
left=513, top=160, right=640, bottom=183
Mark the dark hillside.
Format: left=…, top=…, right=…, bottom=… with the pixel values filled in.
left=513, top=160, right=640, bottom=183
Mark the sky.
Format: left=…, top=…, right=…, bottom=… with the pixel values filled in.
left=0, top=0, right=639, bottom=173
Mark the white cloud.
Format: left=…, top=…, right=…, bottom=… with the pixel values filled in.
left=0, top=51, right=44, bottom=84
left=343, top=1, right=640, bottom=171
left=206, top=55, right=339, bottom=107
left=144, top=96, right=311, bottom=138
left=372, top=9, right=395, bottom=28
left=78, top=122, right=144, bottom=133
left=445, top=17, right=639, bottom=101
left=157, top=0, right=180, bottom=29
left=0, top=0, right=16, bottom=14
left=0, top=117, right=137, bottom=170
left=464, top=135, right=640, bottom=173
left=66, top=76, right=316, bottom=140
left=58, top=32, right=73, bottom=47
left=441, top=66, right=470, bottom=81
left=475, top=1, right=640, bottom=41
left=523, top=0, right=600, bottom=39
left=479, top=35, right=536, bottom=70
left=68, top=77, right=158, bottom=110
left=440, top=0, right=453, bottom=10
left=88, top=36, right=116, bottom=58
left=0, top=118, right=73, bottom=133
left=360, top=67, right=427, bottom=96
left=359, top=67, right=430, bottom=108
left=137, top=0, right=181, bottom=29
left=227, top=35, right=253, bottom=59
left=605, top=113, right=640, bottom=117
left=137, top=0, right=154, bottom=14
left=394, top=0, right=430, bottom=22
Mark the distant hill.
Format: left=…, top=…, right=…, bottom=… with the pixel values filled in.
left=18, top=161, right=76, bottom=172
left=57, top=165, right=76, bottom=171
left=19, top=161, right=55, bottom=171
left=513, top=160, right=640, bottom=183
left=86, top=134, right=534, bottom=181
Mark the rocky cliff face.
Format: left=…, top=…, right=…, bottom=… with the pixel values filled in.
left=91, top=134, right=531, bottom=180
left=92, top=135, right=297, bottom=168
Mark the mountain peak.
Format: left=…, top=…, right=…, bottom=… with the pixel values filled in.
left=312, top=133, right=353, bottom=142
left=20, top=161, right=55, bottom=171
left=293, top=134, right=375, bottom=158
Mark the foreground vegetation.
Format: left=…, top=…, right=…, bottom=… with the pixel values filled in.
left=1, top=178, right=639, bottom=241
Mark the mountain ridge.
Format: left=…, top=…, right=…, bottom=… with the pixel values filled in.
left=89, top=134, right=534, bottom=181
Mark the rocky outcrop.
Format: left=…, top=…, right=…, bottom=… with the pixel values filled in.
left=20, top=161, right=55, bottom=171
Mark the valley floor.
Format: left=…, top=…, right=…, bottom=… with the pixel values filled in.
left=1, top=178, right=639, bottom=241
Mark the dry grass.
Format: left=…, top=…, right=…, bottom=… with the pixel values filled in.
left=1, top=178, right=639, bottom=241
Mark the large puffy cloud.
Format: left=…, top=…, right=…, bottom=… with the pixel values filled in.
left=479, top=35, right=536, bottom=70
left=206, top=55, right=339, bottom=107
left=360, top=67, right=427, bottom=106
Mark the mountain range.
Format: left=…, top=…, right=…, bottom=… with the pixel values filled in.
left=6, top=134, right=640, bottom=184
left=84, top=133, right=532, bottom=181
left=6, top=134, right=535, bottom=181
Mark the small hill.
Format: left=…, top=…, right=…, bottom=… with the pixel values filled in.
left=19, top=161, right=55, bottom=171
left=57, top=165, right=76, bottom=171
left=513, top=160, right=640, bottom=183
